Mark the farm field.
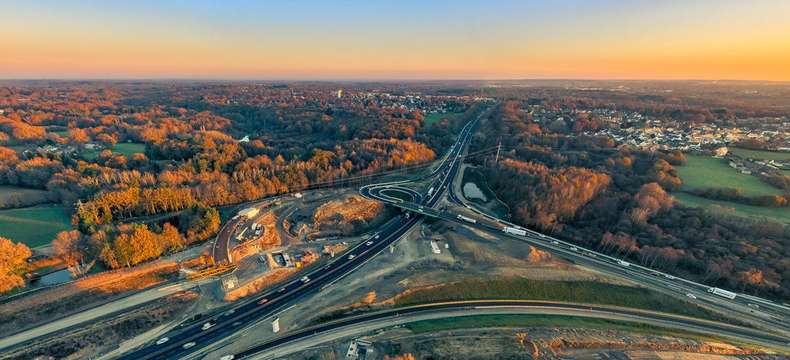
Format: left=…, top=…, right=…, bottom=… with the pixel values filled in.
left=0, top=205, right=72, bottom=248
left=729, top=147, right=790, bottom=161
left=112, top=142, right=146, bottom=156
left=424, top=112, right=463, bottom=127
left=675, top=155, right=782, bottom=197
left=0, top=186, right=56, bottom=208
left=673, top=192, right=790, bottom=224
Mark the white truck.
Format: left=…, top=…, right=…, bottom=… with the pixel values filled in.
left=502, top=226, right=527, bottom=236
left=427, top=187, right=435, bottom=197
left=457, top=214, right=477, bottom=224
left=708, top=287, right=737, bottom=299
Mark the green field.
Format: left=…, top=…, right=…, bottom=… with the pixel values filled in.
left=729, top=147, right=790, bottom=161
left=394, top=278, right=720, bottom=321
left=676, top=155, right=782, bottom=197
left=83, top=142, right=146, bottom=160
left=0, top=205, right=72, bottom=248
left=112, top=142, right=146, bottom=156
left=674, top=192, right=790, bottom=223
left=424, top=112, right=463, bottom=127
left=406, top=314, right=703, bottom=338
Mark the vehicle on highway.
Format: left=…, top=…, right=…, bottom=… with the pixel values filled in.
left=617, top=260, right=631, bottom=267
left=664, top=274, right=676, bottom=280
left=748, top=303, right=760, bottom=309
left=457, top=214, right=477, bottom=224
left=258, top=298, right=269, bottom=305
left=301, top=276, right=310, bottom=283
left=569, top=246, right=579, bottom=252
left=202, top=321, right=215, bottom=330
left=686, top=293, right=697, bottom=299
left=708, top=287, right=737, bottom=299
left=220, top=355, right=235, bottom=360
left=183, top=342, right=196, bottom=349
left=502, top=226, right=526, bottom=236
left=155, top=337, right=169, bottom=345
left=224, top=309, right=235, bottom=316
left=348, top=254, right=355, bottom=260
left=551, top=240, right=559, bottom=245
left=366, top=241, right=373, bottom=246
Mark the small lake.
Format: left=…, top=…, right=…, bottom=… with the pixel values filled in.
left=463, top=182, right=487, bottom=201
left=36, top=268, right=74, bottom=286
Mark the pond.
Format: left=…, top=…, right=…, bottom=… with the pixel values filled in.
left=463, top=182, right=487, bottom=201
left=36, top=268, right=74, bottom=286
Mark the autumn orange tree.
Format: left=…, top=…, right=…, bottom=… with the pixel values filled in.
left=0, top=237, right=31, bottom=294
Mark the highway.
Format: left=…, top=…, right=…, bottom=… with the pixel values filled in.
left=117, top=107, right=486, bottom=359
left=230, top=300, right=789, bottom=359
left=362, top=172, right=790, bottom=338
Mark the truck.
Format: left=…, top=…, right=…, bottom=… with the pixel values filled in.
left=708, top=287, right=737, bottom=300
left=427, top=187, right=435, bottom=197
left=457, top=214, right=477, bottom=224
left=502, top=226, right=527, bottom=236
left=617, top=260, right=630, bottom=267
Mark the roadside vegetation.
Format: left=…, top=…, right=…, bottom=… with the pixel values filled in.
left=394, top=278, right=721, bottom=321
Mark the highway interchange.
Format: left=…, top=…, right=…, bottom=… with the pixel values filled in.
left=117, top=105, right=482, bottom=360
left=119, top=106, right=788, bottom=359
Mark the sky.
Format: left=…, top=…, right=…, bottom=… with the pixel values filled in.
left=2, top=0, right=790, bottom=80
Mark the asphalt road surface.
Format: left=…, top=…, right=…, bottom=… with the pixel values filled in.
left=117, top=106, right=486, bottom=360
left=232, top=300, right=790, bottom=359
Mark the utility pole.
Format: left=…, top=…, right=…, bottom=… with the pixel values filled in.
left=494, top=139, right=502, bottom=163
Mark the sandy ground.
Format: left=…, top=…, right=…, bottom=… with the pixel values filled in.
left=199, top=211, right=627, bottom=359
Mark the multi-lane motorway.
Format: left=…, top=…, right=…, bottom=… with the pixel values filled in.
left=117, top=107, right=485, bottom=359
left=363, top=167, right=790, bottom=339
left=120, top=105, right=787, bottom=359
left=231, top=300, right=789, bottom=359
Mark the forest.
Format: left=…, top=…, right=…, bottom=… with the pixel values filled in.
left=470, top=100, right=789, bottom=300
left=0, top=82, right=474, bottom=292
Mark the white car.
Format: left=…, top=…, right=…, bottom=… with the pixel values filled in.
left=220, top=356, right=235, bottom=360
left=366, top=241, right=373, bottom=246
left=183, top=342, right=196, bottom=349
left=201, top=322, right=215, bottom=331
left=348, top=254, right=355, bottom=260
left=686, top=293, right=697, bottom=299
left=155, top=337, right=169, bottom=345
left=301, top=276, right=310, bottom=283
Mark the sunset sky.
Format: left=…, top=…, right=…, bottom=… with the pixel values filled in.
left=3, top=0, right=790, bottom=80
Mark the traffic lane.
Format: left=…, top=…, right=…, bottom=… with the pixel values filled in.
left=434, top=211, right=790, bottom=334
left=131, top=216, right=422, bottom=359
left=376, top=202, right=790, bottom=335
left=235, top=301, right=789, bottom=359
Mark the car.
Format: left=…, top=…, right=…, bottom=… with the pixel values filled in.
left=551, top=241, right=559, bottom=245
left=279, top=287, right=286, bottom=292
left=224, top=309, right=236, bottom=316
left=686, top=293, right=697, bottom=299
left=747, top=303, right=760, bottom=309
left=220, top=356, right=235, bottom=360
left=569, top=246, right=578, bottom=251
left=258, top=298, right=269, bottom=305
left=183, top=342, right=196, bottom=349
left=366, top=241, right=373, bottom=246
left=201, top=321, right=215, bottom=330
left=301, top=276, right=310, bottom=283
left=348, top=254, right=355, bottom=260
left=155, top=337, right=169, bottom=345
